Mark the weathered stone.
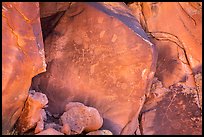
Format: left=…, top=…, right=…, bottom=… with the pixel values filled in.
left=60, top=102, right=103, bottom=134
left=31, top=2, right=157, bottom=135
left=36, top=128, right=64, bottom=135
left=16, top=92, right=48, bottom=133
left=86, top=130, right=113, bottom=135
left=140, top=79, right=202, bottom=135
left=2, top=2, right=46, bottom=134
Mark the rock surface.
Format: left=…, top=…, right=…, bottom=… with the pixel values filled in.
left=139, top=77, right=202, bottom=135
left=60, top=102, right=103, bottom=134
left=31, top=2, right=157, bottom=135
left=16, top=92, right=48, bottom=133
left=128, top=2, right=202, bottom=87
left=36, top=128, right=64, bottom=135
left=2, top=2, right=46, bottom=134
left=39, top=2, right=71, bottom=18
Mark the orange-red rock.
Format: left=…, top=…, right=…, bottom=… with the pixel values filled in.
left=140, top=78, right=202, bottom=135
left=16, top=92, right=48, bottom=133
left=128, top=2, right=202, bottom=87
left=2, top=2, right=46, bottom=134
left=31, top=2, right=157, bottom=135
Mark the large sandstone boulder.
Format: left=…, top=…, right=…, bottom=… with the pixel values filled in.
left=2, top=2, right=46, bottom=134
left=32, top=2, right=157, bottom=135
left=128, top=2, right=202, bottom=87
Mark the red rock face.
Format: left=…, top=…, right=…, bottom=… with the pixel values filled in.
left=2, top=2, right=46, bottom=134
left=32, top=2, right=157, bottom=135
left=140, top=78, right=202, bottom=135
left=129, top=2, right=202, bottom=87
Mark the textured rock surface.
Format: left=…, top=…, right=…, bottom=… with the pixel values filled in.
left=128, top=2, right=202, bottom=87
left=32, top=2, right=157, bottom=135
left=86, top=130, right=113, bottom=135
left=2, top=2, right=46, bottom=134
left=139, top=77, right=202, bottom=135
left=60, top=102, right=103, bottom=134
left=36, top=128, right=64, bottom=135
left=16, top=92, right=48, bottom=133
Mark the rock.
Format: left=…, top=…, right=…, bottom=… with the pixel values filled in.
left=140, top=78, right=202, bottom=135
left=16, top=92, right=48, bottom=133
left=129, top=2, right=202, bottom=87
left=60, top=123, right=71, bottom=135
left=60, top=102, right=103, bottom=134
left=64, top=102, right=85, bottom=111
left=32, top=2, right=157, bottom=135
left=34, top=119, right=44, bottom=134
left=86, top=130, right=113, bottom=135
left=39, top=2, right=72, bottom=39
left=36, top=128, right=64, bottom=135
left=34, top=109, right=47, bottom=134
left=40, top=11, right=65, bottom=40
left=39, top=2, right=71, bottom=18
left=2, top=2, right=46, bottom=134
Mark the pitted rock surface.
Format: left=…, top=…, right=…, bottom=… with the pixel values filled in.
left=60, top=102, right=103, bottom=134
